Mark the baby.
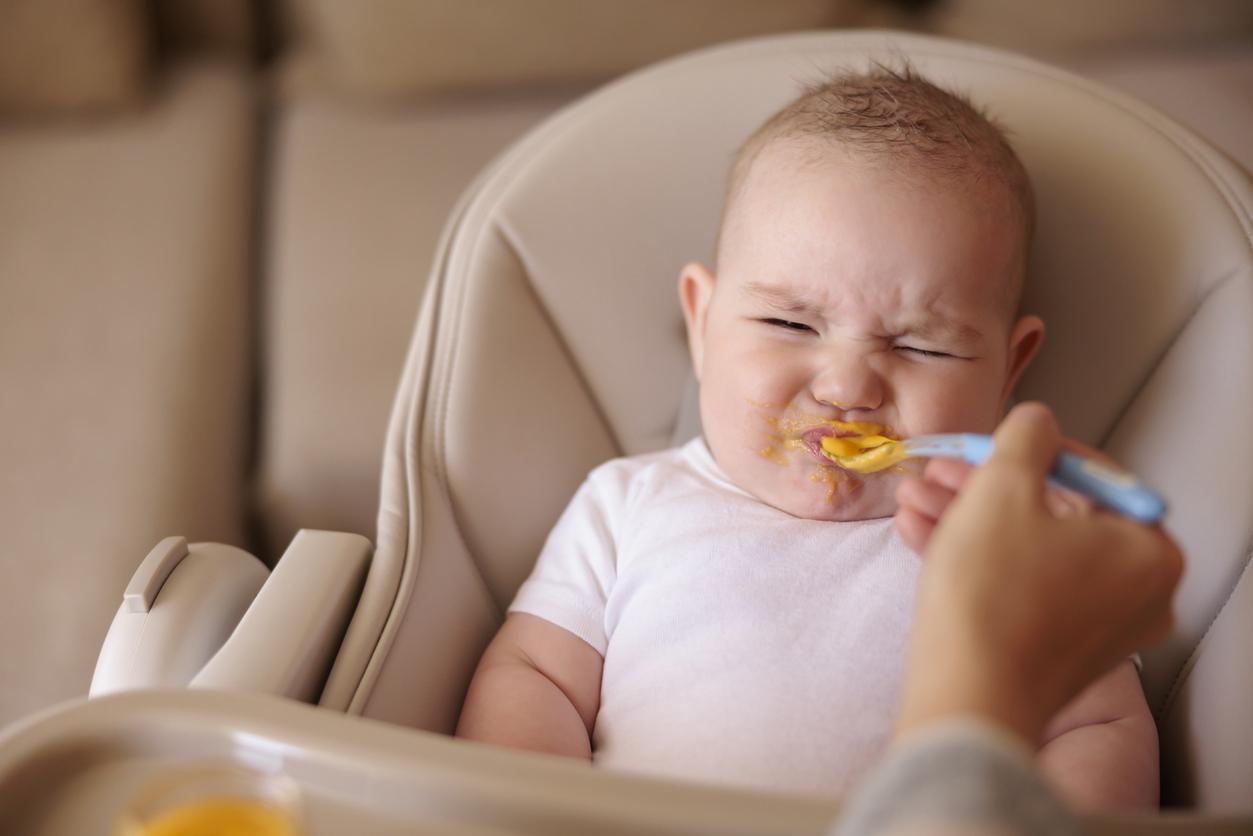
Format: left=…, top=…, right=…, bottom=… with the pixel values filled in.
left=456, top=66, right=1158, bottom=810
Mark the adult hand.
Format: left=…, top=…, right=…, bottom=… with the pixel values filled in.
left=893, top=402, right=1183, bottom=746
left=896, top=430, right=1111, bottom=554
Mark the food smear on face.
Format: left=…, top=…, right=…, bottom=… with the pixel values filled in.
left=759, top=413, right=896, bottom=467
left=758, top=412, right=823, bottom=465
left=810, top=457, right=871, bottom=504
left=756, top=409, right=908, bottom=483
left=751, top=408, right=908, bottom=504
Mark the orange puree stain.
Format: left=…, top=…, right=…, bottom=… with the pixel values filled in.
left=809, top=464, right=840, bottom=503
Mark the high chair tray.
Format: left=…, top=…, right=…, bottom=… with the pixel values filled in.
left=0, top=690, right=1246, bottom=836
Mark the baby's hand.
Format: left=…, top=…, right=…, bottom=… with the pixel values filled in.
left=894, top=438, right=1106, bottom=555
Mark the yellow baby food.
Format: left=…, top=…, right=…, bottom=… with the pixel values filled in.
left=818, top=421, right=906, bottom=474
left=126, top=799, right=298, bottom=836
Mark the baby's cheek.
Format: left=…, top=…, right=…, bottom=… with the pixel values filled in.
left=698, top=368, right=764, bottom=450
left=712, top=354, right=788, bottom=412
left=910, top=376, right=1002, bottom=434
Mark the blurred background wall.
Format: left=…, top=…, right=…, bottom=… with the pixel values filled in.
left=1, top=0, right=1250, bottom=727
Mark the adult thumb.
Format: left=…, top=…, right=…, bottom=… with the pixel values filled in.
left=990, top=402, right=1063, bottom=481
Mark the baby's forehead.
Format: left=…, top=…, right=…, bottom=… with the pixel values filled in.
left=726, top=138, right=1023, bottom=250
left=722, top=139, right=1027, bottom=318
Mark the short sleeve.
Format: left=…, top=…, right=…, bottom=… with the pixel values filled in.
left=507, top=463, right=628, bottom=656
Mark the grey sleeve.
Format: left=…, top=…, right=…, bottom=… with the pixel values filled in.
left=831, top=720, right=1086, bottom=836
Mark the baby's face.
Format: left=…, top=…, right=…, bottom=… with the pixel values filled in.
left=681, top=140, right=1043, bottom=521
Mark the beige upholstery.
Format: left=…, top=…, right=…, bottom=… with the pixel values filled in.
left=1090, top=58, right=1253, bottom=803
left=310, top=32, right=1253, bottom=811
left=283, top=0, right=870, bottom=99
left=1066, top=47, right=1253, bottom=175
left=256, top=91, right=566, bottom=558
left=0, top=62, right=255, bottom=722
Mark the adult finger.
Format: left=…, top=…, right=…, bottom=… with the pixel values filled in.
left=896, top=476, right=955, bottom=522
left=1059, top=436, right=1120, bottom=468
left=1044, top=485, right=1094, bottom=519
left=989, top=402, right=1063, bottom=481
left=1124, top=521, right=1186, bottom=603
left=895, top=506, right=935, bottom=555
left=921, top=457, right=973, bottom=493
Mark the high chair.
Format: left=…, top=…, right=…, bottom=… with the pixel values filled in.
left=6, top=30, right=1249, bottom=830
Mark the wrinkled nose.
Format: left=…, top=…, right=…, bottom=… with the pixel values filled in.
left=810, top=353, right=884, bottom=413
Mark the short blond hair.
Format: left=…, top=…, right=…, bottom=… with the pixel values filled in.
left=719, top=64, right=1034, bottom=311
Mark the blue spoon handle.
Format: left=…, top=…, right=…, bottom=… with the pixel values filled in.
left=951, top=434, right=1167, bottom=524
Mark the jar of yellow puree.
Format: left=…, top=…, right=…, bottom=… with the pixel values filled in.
left=115, top=763, right=301, bottom=836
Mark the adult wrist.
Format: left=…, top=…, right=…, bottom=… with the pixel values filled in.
left=895, top=649, right=1049, bottom=746
left=835, top=717, right=1083, bottom=836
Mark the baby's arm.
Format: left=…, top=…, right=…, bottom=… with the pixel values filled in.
left=456, top=612, right=603, bottom=760
left=1036, top=659, right=1158, bottom=811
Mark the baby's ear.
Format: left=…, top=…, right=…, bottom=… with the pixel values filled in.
left=678, top=262, right=716, bottom=379
left=1000, top=315, right=1045, bottom=408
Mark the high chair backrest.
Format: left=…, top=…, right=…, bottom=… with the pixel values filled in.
left=318, top=31, right=1253, bottom=811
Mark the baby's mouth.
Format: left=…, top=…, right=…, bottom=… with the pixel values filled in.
left=799, top=421, right=902, bottom=473
left=799, top=425, right=858, bottom=460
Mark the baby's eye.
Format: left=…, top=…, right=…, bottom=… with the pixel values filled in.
left=763, top=318, right=814, bottom=333
left=896, top=345, right=953, bottom=359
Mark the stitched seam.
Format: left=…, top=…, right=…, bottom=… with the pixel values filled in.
left=1078, top=265, right=1246, bottom=720
left=346, top=181, right=489, bottom=710
left=1097, top=268, right=1242, bottom=449
left=434, top=221, right=622, bottom=613
left=1158, top=548, right=1253, bottom=720
left=494, top=218, right=625, bottom=456
left=430, top=219, right=513, bottom=619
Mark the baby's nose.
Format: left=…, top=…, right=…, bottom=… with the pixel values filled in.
left=810, top=355, right=884, bottom=412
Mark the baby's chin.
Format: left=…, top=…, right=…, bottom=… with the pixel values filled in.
left=749, top=467, right=903, bottom=522
left=771, top=492, right=898, bottom=522
left=793, top=500, right=897, bottom=522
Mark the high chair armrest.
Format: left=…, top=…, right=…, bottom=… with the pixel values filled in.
left=190, top=530, right=372, bottom=703
left=91, top=538, right=269, bottom=696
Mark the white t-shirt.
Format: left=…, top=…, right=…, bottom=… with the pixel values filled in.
left=508, top=437, right=921, bottom=798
